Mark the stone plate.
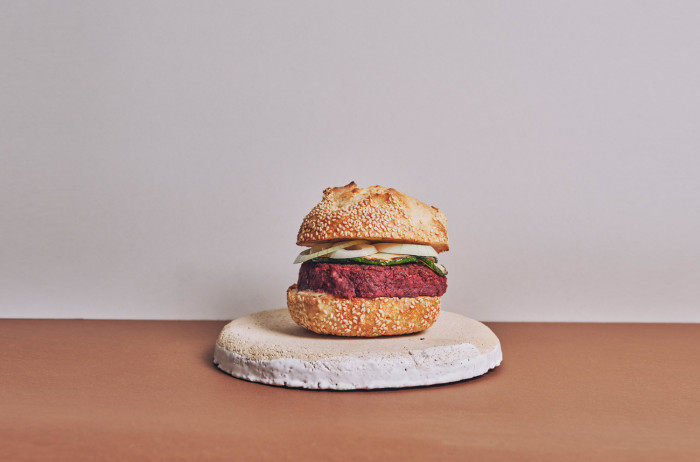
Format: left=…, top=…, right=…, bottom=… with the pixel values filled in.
left=214, top=309, right=502, bottom=390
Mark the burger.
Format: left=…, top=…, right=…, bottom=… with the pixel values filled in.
left=287, top=182, right=449, bottom=337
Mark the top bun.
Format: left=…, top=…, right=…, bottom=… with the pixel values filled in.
left=296, top=182, right=449, bottom=253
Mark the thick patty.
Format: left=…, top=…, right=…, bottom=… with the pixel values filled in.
left=297, top=261, right=447, bottom=299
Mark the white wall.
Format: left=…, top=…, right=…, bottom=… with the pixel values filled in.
left=2, top=1, right=698, bottom=321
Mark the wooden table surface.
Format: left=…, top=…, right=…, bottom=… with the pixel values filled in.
left=1, top=318, right=698, bottom=461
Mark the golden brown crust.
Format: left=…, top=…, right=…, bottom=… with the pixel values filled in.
left=296, top=182, right=449, bottom=253
left=286, top=285, right=441, bottom=337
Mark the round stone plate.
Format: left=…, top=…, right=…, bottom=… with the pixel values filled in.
left=213, top=309, right=502, bottom=390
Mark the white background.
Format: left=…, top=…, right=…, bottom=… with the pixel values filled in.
left=2, top=1, right=699, bottom=321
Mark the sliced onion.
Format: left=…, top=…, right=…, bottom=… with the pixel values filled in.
left=328, top=243, right=377, bottom=259
left=309, top=243, right=333, bottom=253
left=373, top=243, right=438, bottom=257
left=293, top=240, right=368, bottom=264
left=361, top=252, right=410, bottom=261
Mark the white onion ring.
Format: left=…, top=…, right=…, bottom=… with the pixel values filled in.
left=293, top=240, right=369, bottom=264
left=328, top=244, right=377, bottom=259
left=373, top=243, right=438, bottom=257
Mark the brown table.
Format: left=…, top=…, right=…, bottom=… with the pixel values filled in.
left=1, top=319, right=698, bottom=461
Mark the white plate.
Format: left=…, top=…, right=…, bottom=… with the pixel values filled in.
left=214, top=309, right=502, bottom=390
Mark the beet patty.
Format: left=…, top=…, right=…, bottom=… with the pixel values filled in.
left=297, top=261, right=447, bottom=299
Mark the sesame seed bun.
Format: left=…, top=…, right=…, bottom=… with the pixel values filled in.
left=296, top=182, right=449, bottom=253
left=287, top=285, right=441, bottom=337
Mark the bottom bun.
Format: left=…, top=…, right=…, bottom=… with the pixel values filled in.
left=286, top=284, right=441, bottom=337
